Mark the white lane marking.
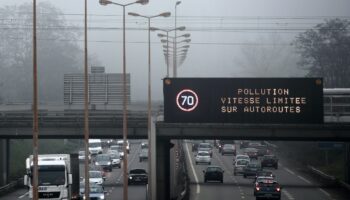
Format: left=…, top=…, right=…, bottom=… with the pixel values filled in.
left=298, top=175, right=312, bottom=184
left=184, top=143, right=200, bottom=194
left=18, top=192, right=28, bottom=199
left=319, top=188, right=331, bottom=197
left=284, top=167, right=296, bottom=175
left=282, top=189, right=295, bottom=200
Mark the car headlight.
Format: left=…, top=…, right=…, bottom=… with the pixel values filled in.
left=95, top=162, right=99, bottom=165
left=129, top=177, right=132, bottom=179
left=100, top=195, right=105, bottom=200
left=107, top=162, right=111, bottom=165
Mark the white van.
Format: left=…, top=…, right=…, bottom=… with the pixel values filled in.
left=89, top=139, right=103, bottom=154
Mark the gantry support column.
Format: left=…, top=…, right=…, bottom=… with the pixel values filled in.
left=0, top=139, right=9, bottom=186
left=345, top=143, right=350, bottom=184
left=156, top=138, right=172, bottom=200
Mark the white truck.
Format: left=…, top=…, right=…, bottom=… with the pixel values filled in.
left=89, top=139, right=103, bottom=155
left=24, top=154, right=79, bottom=200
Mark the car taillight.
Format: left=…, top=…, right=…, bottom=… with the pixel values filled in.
left=276, top=187, right=281, bottom=192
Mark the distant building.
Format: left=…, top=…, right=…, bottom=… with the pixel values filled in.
left=64, top=66, right=130, bottom=105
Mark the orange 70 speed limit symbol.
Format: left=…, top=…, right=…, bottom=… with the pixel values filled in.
left=176, top=89, right=199, bottom=112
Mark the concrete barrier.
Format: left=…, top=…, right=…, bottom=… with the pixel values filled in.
left=0, top=178, right=24, bottom=197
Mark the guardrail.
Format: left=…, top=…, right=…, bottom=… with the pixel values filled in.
left=0, top=178, right=24, bottom=197
left=307, top=165, right=350, bottom=190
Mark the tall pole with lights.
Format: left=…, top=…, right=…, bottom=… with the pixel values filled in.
left=128, top=11, right=171, bottom=200
left=83, top=0, right=90, bottom=199
left=32, top=0, right=39, bottom=199
left=99, top=1, right=147, bottom=200
left=174, top=1, right=181, bottom=77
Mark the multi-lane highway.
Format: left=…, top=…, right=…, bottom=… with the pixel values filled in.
left=184, top=140, right=350, bottom=200
left=1, top=142, right=148, bottom=200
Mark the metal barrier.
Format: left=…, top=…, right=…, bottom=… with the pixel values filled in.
left=0, top=178, right=24, bottom=197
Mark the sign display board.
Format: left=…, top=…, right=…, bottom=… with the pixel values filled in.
left=163, top=78, right=324, bottom=124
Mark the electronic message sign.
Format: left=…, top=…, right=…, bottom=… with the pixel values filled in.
left=163, top=78, right=323, bottom=124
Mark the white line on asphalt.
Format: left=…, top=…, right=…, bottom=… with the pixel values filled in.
left=319, top=188, right=331, bottom=197
left=282, top=189, right=295, bottom=200
left=18, top=192, right=28, bottom=199
left=297, top=175, right=312, bottom=184
left=184, top=143, right=200, bottom=194
left=284, top=167, right=296, bottom=175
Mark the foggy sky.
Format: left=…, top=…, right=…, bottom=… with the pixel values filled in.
left=1, top=0, right=350, bottom=101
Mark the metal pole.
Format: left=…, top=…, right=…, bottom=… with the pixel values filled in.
left=147, top=17, right=153, bottom=200
left=122, top=6, right=129, bottom=200
left=32, top=0, right=39, bottom=199
left=83, top=0, right=90, bottom=199
left=166, top=32, right=169, bottom=77
left=174, top=4, right=177, bottom=77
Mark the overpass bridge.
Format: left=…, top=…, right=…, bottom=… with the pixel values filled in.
left=1, top=89, right=350, bottom=199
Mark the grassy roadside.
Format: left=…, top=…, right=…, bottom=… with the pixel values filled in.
left=9, top=139, right=81, bottom=181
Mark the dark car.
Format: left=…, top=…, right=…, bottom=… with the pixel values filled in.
left=261, top=155, right=278, bottom=169
left=255, top=171, right=275, bottom=181
left=192, top=141, right=200, bottom=152
left=218, top=140, right=235, bottom=153
left=221, top=144, right=236, bottom=155
left=243, top=163, right=262, bottom=178
left=255, top=144, right=269, bottom=156
left=141, top=142, right=148, bottom=149
left=244, top=148, right=259, bottom=160
left=254, top=177, right=282, bottom=200
left=94, top=154, right=113, bottom=172
left=240, top=140, right=250, bottom=149
left=128, top=169, right=148, bottom=185
left=203, top=166, right=224, bottom=183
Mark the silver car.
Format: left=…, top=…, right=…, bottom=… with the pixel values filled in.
left=195, top=151, right=211, bottom=165
left=233, top=159, right=250, bottom=176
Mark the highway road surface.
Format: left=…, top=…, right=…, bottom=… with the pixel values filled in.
left=184, top=141, right=350, bottom=200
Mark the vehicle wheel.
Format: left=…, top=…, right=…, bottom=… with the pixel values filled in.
left=221, top=153, right=224, bottom=156
left=275, top=164, right=278, bottom=169
left=208, top=162, right=211, bottom=165
left=234, top=172, right=237, bottom=176
left=204, top=179, right=207, bottom=183
left=243, top=174, right=247, bottom=178
left=195, top=162, right=198, bottom=165
left=139, top=158, right=142, bottom=162
left=220, top=179, right=223, bottom=183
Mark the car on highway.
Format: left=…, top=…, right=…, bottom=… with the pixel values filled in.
left=198, top=143, right=213, bottom=157
left=139, top=148, right=148, bottom=162
left=255, top=171, right=275, bottom=181
left=106, top=150, right=121, bottom=168
left=191, top=141, right=202, bottom=152
left=254, top=177, right=282, bottom=200
left=116, top=140, right=130, bottom=153
left=94, top=154, right=113, bottom=172
left=217, top=140, right=235, bottom=153
left=195, top=151, right=211, bottom=165
left=233, top=154, right=250, bottom=163
left=78, top=150, right=91, bottom=162
left=141, top=142, right=148, bottom=149
left=88, top=170, right=105, bottom=185
left=221, top=144, right=236, bottom=155
left=110, top=145, right=124, bottom=159
left=240, top=140, right=250, bottom=149
left=243, top=162, right=262, bottom=178
left=203, top=166, right=224, bottom=183
left=128, top=168, right=148, bottom=185
left=244, top=147, right=259, bottom=160
left=255, top=144, right=269, bottom=156
left=261, top=155, right=279, bottom=169
left=80, top=183, right=106, bottom=200
left=233, top=159, right=250, bottom=176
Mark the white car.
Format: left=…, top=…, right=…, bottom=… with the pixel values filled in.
left=88, top=171, right=105, bottom=185
left=195, top=151, right=211, bottom=165
left=107, top=150, right=121, bottom=168
left=233, top=159, right=250, bottom=176
left=116, top=140, right=130, bottom=153
left=78, top=151, right=91, bottom=162
left=233, top=154, right=250, bottom=164
left=110, top=145, right=124, bottom=159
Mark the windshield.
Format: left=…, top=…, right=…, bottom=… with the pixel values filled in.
left=95, top=155, right=110, bottom=162
left=206, top=167, right=221, bottom=172
left=31, top=165, right=66, bottom=186
left=199, top=143, right=211, bottom=148
left=198, top=152, right=209, bottom=156
left=89, top=171, right=102, bottom=178
left=89, top=143, right=101, bottom=148
left=237, top=160, right=249, bottom=165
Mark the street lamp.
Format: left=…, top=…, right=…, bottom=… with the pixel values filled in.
left=174, top=1, right=182, bottom=77
left=128, top=11, right=171, bottom=200
left=152, top=26, right=185, bottom=77
left=99, top=1, right=147, bottom=200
